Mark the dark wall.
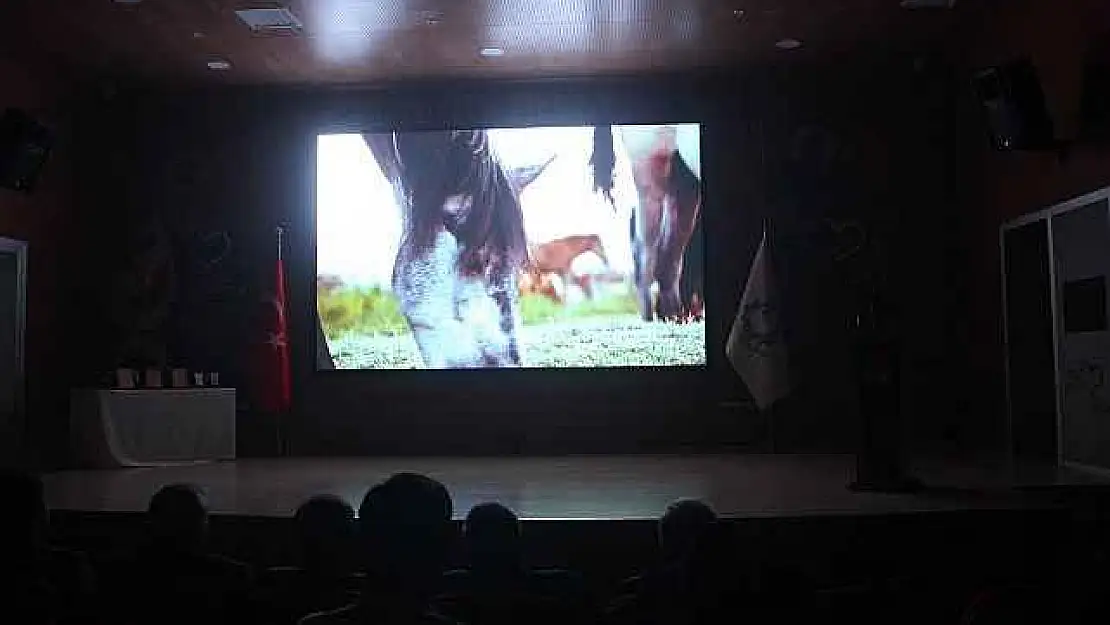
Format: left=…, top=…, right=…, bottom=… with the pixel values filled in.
left=80, top=57, right=964, bottom=457
left=0, top=56, right=79, bottom=466
left=962, top=0, right=1110, bottom=450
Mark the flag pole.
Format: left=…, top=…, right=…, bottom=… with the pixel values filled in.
left=763, top=216, right=775, bottom=454
left=728, top=215, right=790, bottom=450
left=275, top=225, right=286, bottom=458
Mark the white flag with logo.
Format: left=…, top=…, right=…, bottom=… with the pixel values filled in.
left=726, top=230, right=790, bottom=409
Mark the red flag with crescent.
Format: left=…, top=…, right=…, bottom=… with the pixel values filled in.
left=254, top=229, right=291, bottom=413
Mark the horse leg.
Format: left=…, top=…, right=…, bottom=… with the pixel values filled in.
left=485, top=272, right=524, bottom=366
left=656, top=179, right=701, bottom=321
left=648, top=151, right=702, bottom=322
left=558, top=270, right=581, bottom=304
left=633, top=237, right=656, bottom=321
left=578, top=273, right=595, bottom=300
left=655, top=253, right=685, bottom=321
left=393, top=231, right=488, bottom=368
left=632, top=193, right=665, bottom=322
left=454, top=269, right=523, bottom=367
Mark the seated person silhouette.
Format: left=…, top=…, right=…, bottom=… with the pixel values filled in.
left=606, top=499, right=731, bottom=625
left=300, top=473, right=457, bottom=625
left=259, top=495, right=362, bottom=624
left=0, top=469, right=96, bottom=625
left=959, top=584, right=1053, bottom=625
left=436, top=502, right=591, bottom=625
left=103, top=483, right=254, bottom=625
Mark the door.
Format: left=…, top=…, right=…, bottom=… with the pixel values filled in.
left=0, top=241, right=26, bottom=463
left=1052, top=200, right=1110, bottom=469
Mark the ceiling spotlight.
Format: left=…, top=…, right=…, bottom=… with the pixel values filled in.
left=419, top=10, right=444, bottom=25
left=775, top=38, right=802, bottom=50
left=207, top=59, right=232, bottom=70
left=192, top=31, right=206, bottom=39
left=732, top=9, right=745, bottom=19
left=900, top=0, right=956, bottom=7
left=478, top=46, right=505, bottom=58
left=234, top=7, right=304, bottom=33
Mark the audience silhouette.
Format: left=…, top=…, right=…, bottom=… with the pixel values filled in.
left=260, top=495, right=362, bottom=625
left=0, top=469, right=96, bottom=625
left=9, top=468, right=1082, bottom=625
left=103, top=482, right=254, bottom=625
left=437, top=502, right=591, bottom=625
left=605, top=499, right=730, bottom=625
left=300, top=472, right=456, bottom=625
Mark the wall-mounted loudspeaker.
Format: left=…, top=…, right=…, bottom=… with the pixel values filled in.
left=0, top=108, right=54, bottom=192
left=1080, top=35, right=1110, bottom=143
left=973, top=58, right=1054, bottom=151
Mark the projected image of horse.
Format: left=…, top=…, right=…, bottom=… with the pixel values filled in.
left=523, top=234, right=610, bottom=303
left=316, top=124, right=706, bottom=370
left=595, top=125, right=702, bottom=321
left=362, top=130, right=545, bottom=368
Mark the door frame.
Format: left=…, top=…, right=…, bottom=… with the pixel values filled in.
left=1001, top=185, right=1110, bottom=468
left=0, top=237, right=28, bottom=456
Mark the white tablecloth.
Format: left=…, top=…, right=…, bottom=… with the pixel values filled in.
left=70, top=388, right=236, bottom=467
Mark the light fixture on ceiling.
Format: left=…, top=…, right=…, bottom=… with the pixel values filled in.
left=207, top=59, right=232, bottom=71
left=235, top=7, right=304, bottom=33
left=418, top=10, right=444, bottom=26
left=900, top=0, right=956, bottom=7
left=775, top=38, right=802, bottom=50
left=478, top=47, right=505, bottom=58
left=732, top=9, right=745, bottom=19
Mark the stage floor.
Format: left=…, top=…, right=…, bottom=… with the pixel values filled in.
left=40, top=454, right=1108, bottom=521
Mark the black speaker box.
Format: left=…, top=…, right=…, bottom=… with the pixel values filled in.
left=0, top=108, right=54, bottom=192
left=973, top=58, right=1054, bottom=151
left=1080, top=36, right=1110, bottom=143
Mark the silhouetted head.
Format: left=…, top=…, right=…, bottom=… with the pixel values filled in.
left=294, top=494, right=355, bottom=573
left=358, top=473, right=454, bottom=595
left=0, top=469, right=48, bottom=558
left=961, top=587, right=1051, bottom=625
left=147, top=483, right=208, bottom=553
left=658, top=499, right=718, bottom=563
left=463, top=502, right=522, bottom=573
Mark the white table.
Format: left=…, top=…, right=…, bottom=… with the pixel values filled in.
left=70, top=388, right=236, bottom=468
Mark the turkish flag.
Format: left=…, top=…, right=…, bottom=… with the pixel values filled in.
left=254, top=255, right=291, bottom=414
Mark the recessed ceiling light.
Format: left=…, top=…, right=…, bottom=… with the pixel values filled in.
left=479, top=47, right=505, bottom=58
left=235, top=7, right=304, bottom=33
left=207, top=59, right=232, bottom=71
left=732, top=9, right=745, bottom=19
left=192, top=31, right=206, bottom=39
left=775, top=38, right=802, bottom=50
left=418, top=10, right=444, bottom=26
left=900, top=0, right=956, bottom=7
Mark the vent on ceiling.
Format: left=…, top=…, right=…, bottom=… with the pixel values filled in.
left=900, top=0, right=956, bottom=7
left=235, top=7, right=304, bottom=33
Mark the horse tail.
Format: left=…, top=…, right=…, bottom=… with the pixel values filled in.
left=668, top=149, right=700, bottom=206
left=590, top=125, right=616, bottom=208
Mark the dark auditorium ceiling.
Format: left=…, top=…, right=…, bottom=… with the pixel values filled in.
left=0, top=0, right=984, bottom=85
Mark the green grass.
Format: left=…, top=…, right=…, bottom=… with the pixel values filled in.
left=518, top=292, right=639, bottom=324
left=320, top=285, right=640, bottom=339
left=318, top=286, right=408, bottom=338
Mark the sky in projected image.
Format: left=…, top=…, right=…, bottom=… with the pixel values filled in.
left=317, top=127, right=643, bottom=287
